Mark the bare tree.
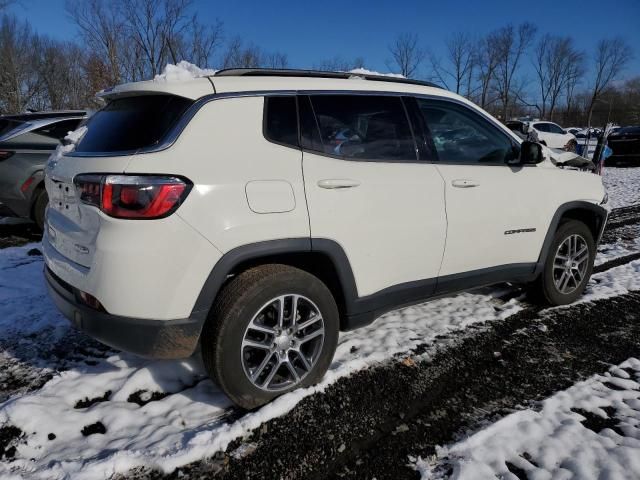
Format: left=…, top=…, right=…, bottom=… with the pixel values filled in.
left=387, top=33, right=425, bottom=78
left=66, top=0, right=124, bottom=85
left=428, top=32, right=475, bottom=95
left=221, top=37, right=262, bottom=68
left=220, top=37, right=288, bottom=70
left=533, top=34, right=583, bottom=119
left=493, top=22, right=537, bottom=120
left=315, top=56, right=365, bottom=72
left=35, top=38, right=93, bottom=110
left=0, top=14, right=42, bottom=113
left=586, top=37, right=633, bottom=125
left=263, top=52, right=289, bottom=69
left=173, top=16, right=223, bottom=68
left=476, top=32, right=501, bottom=109
left=119, top=0, right=192, bottom=77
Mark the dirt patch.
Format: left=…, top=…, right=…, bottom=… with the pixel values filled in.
left=0, top=425, right=22, bottom=460
left=75, top=390, right=112, bottom=409
left=81, top=422, right=107, bottom=437
left=127, top=390, right=169, bottom=407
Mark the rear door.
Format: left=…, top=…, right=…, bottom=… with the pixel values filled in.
left=300, top=94, right=447, bottom=298
left=414, top=98, right=549, bottom=287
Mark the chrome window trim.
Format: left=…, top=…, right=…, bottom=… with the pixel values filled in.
left=66, top=89, right=523, bottom=158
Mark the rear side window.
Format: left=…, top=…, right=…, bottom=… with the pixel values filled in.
left=0, top=119, right=22, bottom=138
left=35, top=119, right=83, bottom=141
left=533, top=123, right=549, bottom=133
left=308, top=95, right=416, bottom=161
left=264, top=96, right=298, bottom=147
left=75, top=95, right=193, bottom=153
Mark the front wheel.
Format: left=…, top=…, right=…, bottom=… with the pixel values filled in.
left=201, top=264, right=339, bottom=409
left=530, top=220, right=595, bottom=305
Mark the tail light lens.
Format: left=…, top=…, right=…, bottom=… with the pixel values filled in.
left=74, top=174, right=191, bottom=219
left=0, top=150, right=14, bottom=161
left=20, top=175, right=36, bottom=193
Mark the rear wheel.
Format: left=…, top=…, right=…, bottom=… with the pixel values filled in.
left=530, top=220, right=595, bottom=305
left=32, top=188, right=48, bottom=231
left=201, top=264, right=339, bottom=409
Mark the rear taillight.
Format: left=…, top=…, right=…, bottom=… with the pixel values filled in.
left=20, top=175, right=35, bottom=193
left=74, top=174, right=191, bottom=219
left=0, top=150, right=14, bottom=161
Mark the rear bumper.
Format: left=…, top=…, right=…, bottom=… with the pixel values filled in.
left=45, top=266, right=205, bottom=359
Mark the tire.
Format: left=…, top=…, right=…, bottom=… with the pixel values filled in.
left=32, top=189, right=48, bottom=231
left=564, top=139, right=577, bottom=153
left=201, top=264, right=339, bottom=409
left=530, top=220, right=595, bottom=305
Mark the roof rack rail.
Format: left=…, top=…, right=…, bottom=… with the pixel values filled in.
left=214, top=68, right=442, bottom=89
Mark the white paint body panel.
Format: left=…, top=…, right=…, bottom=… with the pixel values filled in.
left=42, top=74, right=606, bottom=323
left=302, top=151, right=447, bottom=296
left=435, top=160, right=604, bottom=276
left=245, top=180, right=296, bottom=213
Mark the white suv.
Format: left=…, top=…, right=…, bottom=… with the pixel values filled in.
left=43, top=69, right=607, bottom=409
left=529, top=121, right=577, bottom=150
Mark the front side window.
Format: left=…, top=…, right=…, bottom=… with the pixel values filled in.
left=76, top=94, right=193, bottom=153
left=417, top=99, right=516, bottom=164
left=307, top=95, right=416, bottom=161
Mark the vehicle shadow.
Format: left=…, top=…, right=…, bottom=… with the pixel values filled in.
left=0, top=218, right=42, bottom=249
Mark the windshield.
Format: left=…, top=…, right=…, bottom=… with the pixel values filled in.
left=75, top=94, right=194, bottom=153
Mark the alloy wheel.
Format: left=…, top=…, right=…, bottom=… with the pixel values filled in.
left=241, top=294, right=325, bottom=391
left=553, top=234, right=589, bottom=295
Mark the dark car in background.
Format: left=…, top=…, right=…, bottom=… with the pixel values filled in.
left=0, top=111, right=87, bottom=229
left=607, top=126, right=640, bottom=166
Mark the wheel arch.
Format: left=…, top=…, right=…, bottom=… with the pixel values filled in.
left=534, top=201, right=608, bottom=276
left=191, top=238, right=358, bottom=331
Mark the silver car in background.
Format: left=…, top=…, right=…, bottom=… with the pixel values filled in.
left=0, top=111, right=87, bottom=229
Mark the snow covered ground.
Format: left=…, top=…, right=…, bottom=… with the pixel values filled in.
left=0, top=167, right=638, bottom=478
left=416, top=358, right=640, bottom=480
left=0, top=243, right=522, bottom=479
left=603, top=167, right=640, bottom=209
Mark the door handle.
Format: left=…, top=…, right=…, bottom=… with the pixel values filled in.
left=451, top=179, right=479, bottom=188
left=317, top=179, right=361, bottom=189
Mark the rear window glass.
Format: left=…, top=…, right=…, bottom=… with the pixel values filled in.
left=309, top=95, right=416, bottom=161
left=75, top=95, right=193, bottom=153
left=264, top=96, right=298, bottom=147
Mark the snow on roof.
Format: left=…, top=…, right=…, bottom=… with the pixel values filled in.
left=347, top=68, right=405, bottom=79
left=153, top=61, right=217, bottom=83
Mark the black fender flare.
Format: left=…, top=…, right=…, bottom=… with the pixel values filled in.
left=533, top=200, right=608, bottom=276
left=189, top=237, right=359, bottom=321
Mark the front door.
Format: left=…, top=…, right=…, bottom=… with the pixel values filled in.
left=414, top=98, right=549, bottom=285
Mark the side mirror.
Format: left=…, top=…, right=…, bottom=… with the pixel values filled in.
left=518, top=141, right=544, bottom=165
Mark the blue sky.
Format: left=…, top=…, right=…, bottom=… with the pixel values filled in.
left=7, top=0, right=640, bottom=82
